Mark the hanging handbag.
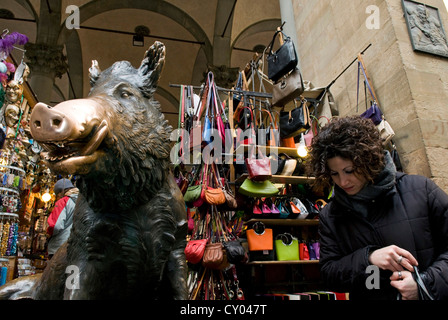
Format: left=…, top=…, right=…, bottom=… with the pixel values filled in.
left=204, top=164, right=226, bottom=206
left=272, top=68, right=304, bottom=107
left=279, top=100, right=311, bottom=139
left=184, top=238, right=208, bottom=264
left=377, top=117, right=395, bottom=145
left=357, top=58, right=395, bottom=145
left=275, top=233, right=300, bottom=261
left=245, top=147, right=272, bottom=181
left=360, top=102, right=383, bottom=126
left=235, top=104, right=256, bottom=145
left=184, top=165, right=204, bottom=203
left=223, top=240, right=248, bottom=264
left=238, top=178, right=279, bottom=197
left=204, top=187, right=226, bottom=206
left=184, top=184, right=202, bottom=203
left=266, top=30, right=298, bottom=83
left=202, top=242, right=229, bottom=270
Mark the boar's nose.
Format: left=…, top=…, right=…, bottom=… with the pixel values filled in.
left=30, top=102, right=74, bottom=142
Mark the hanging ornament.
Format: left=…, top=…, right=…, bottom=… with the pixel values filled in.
left=0, top=62, right=6, bottom=74
left=0, top=30, right=28, bottom=57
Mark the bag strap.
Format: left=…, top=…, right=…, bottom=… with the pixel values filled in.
left=267, top=29, right=289, bottom=55
left=413, top=266, right=434, bottom=300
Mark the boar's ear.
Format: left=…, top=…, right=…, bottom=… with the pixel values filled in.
left=138, top=41, right=165, bottom=97
left=89, top=60, right=101, bottom=87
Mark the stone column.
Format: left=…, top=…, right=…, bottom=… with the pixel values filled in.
left=24, top=43, right=68, bottom=103
left=25, top=0, right=67, bottom=104
left=279, top=0, right=301, bottom=69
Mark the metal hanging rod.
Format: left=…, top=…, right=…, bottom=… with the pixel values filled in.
left=169, top=83, right=272, bottom=99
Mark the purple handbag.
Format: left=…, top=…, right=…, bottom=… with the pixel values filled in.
left=311, top=242, right=320, bottom=260
left=308, top=242, right=317, bottom=260
left=361, top=102, right=383, bottom=126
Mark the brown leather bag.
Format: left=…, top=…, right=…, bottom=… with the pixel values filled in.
left=202, top=242, right=229, bottom=270
left=272, top=68, right=304, bottom=107
left=204, top=187, right=226, bottom=205
left=204, top=163, right=227, bottom=205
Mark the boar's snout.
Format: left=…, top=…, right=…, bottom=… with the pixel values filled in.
left=30, top=102, right=76, bottom=142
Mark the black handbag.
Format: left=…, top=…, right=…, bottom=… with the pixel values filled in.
left=223, top=240, right=248, bottom=264
left=279, top=101, right=311, bottom=139
left=266, top=31, right=298, bottom=83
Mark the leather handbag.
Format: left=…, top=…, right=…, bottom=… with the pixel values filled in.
left=201, top=163, right=226, bottom=206
left=223, top=240, right=248, bottom=264
left=223, top=188, right=238, bottom=209
left=279, top=101, right=310, bottom=139
left=246, top=222, right=273, bottom=251
left=361, top=102, right=383, bottom=125
left=308, top=242, right=317, bottom=260
left=184, top=238, right=208, bottom=264
left=275, top=233, right=299, bottom=261
left=278, top=199, right=290, bottom=219
left=311, top=241, right=320, bottom=260
left=183, top=165, right=203, bottom=203
left=299, top=241, right=310, bottom=260
left=266, top=30, right=298, bottom=83
left=202, top=242, right=229, bottom=270
left=272, top=68, right=304, bottom=107
left=292, top=197, right=309, bottom=220
left=377, top=118, right=395, bottom=145
left=238, top=178, right=279, bottom=197
left=245, top=147, right=272, bottom=181
left=280, top=158, right=297, bottom=176
left=204, top=187, right=226, bottom=205
left=184, top=184, right=202, bottom=203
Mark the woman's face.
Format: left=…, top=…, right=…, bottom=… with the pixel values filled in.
left=327, top=156, right=367, bottom=195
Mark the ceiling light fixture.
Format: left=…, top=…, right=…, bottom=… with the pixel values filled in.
left=132, top=34, right=144, bottom=47
left=133, top=25, right=150, bottom=47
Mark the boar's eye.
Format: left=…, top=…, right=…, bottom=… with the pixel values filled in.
left=120, top=91, right=132, bottom=99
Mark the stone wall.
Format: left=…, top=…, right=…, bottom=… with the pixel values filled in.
left=291, top=0, right=448, bottom=192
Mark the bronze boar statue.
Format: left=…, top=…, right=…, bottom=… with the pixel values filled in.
left=0, top=41, right=188, bottom=299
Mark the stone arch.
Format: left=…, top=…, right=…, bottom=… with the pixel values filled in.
left=231, top=18, right=281, bottom=51
left=56, top=0, right=213, bottom=64
left=13, top=0, right=38, bottom=22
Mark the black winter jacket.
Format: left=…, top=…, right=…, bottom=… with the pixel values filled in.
left=319, top=173, right=448, bottom=300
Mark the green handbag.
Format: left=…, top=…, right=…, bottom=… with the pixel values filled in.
left=183, top=184, right=203, bottom=203
left=238, top=178, right=279, bottom=197
left=275, top=233, right=299, bottom=261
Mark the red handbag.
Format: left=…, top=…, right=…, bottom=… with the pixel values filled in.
left=245, top=147, right=272, bottom=181
left=184, top=239, right=208, bottom=264
left=299, top=242, right=310, bottom=260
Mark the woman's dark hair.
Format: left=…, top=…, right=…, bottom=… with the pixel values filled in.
left=306, top=116, right=385, bottom=191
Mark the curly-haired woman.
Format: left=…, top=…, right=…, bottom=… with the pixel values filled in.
left=307, top=116, right=448, bottom=300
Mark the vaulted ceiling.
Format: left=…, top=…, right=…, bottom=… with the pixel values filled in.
left=1, top=0, right=282, bottom=127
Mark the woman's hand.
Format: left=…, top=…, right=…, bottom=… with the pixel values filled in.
left=390, top=271, right=419, bottom=300
left=368, top=245, right=418, bottom=272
